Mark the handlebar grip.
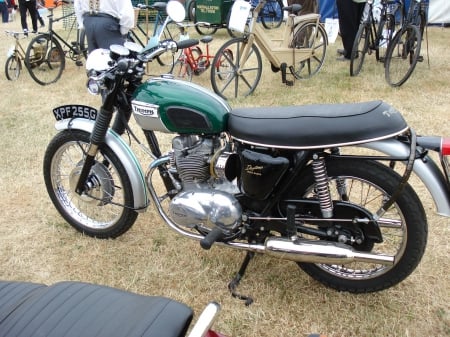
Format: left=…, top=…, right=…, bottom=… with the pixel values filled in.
left=200, top=227, right=224, bottom=250
left=176, top=39, right=199, bottom=50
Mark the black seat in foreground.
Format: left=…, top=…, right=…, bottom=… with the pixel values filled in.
left=0, top=281, right=193, bottom=337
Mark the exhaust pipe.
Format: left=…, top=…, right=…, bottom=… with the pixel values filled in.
left=264, top=237, right=395, bottom=265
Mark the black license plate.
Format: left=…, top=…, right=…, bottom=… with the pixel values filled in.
left=53, top=105, right=98, bottom=121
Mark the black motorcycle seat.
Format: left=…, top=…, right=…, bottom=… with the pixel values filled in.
left=0, top=281, right=193, bottom=337
left=228, top=100, right=408, bottom=148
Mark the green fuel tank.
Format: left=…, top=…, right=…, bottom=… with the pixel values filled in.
left=131, top=77, right=231, bottom=134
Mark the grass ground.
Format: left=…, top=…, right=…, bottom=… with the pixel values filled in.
left=0, top=9, right=449, bottom=337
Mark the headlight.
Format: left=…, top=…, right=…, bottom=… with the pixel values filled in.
left=87, top=77, right=101, bottom=95
left=85, top=48, right=113, bottom=72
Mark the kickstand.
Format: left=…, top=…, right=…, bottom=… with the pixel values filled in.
left=228, top=251, right=254, bottom=306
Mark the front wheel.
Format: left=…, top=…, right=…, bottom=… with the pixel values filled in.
left=5, top=55, right=22, bottom=80
left=210, top=37, right=262, bottom=100
left=283, top=158, right=427, bottom=293
left=384, top=24, right=421, bottom=87
left=290, top=22, right=327, bottom=79
left=350, top=24, right=370, bottom=76
left=25, top=34, right=65, bottom=85
left=43, top=130, right=138, bottom=238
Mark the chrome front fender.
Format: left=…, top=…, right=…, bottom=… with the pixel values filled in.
left=359, top=139, right=450, bottom=217
left=55, top=119, right=149, bottom=212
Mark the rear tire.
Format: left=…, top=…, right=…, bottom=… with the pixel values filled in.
left=283, top=158, right=427, bottom=293
left=25, top=34, right=65, bottom=85
left=290, top=22, right=327, bottom=79
left=260, top=0, right=283, bottom=29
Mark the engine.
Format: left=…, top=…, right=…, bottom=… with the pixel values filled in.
left=167, top=135, right=242, bottom=234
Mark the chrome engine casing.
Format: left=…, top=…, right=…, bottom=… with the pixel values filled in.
left=168, top=189, right=242, bottom=232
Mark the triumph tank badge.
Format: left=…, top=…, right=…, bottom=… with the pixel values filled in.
left=131, top=101, right=159, bottom=117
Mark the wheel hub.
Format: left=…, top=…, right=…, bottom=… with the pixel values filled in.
left=69, top=161, right=115, bottom=206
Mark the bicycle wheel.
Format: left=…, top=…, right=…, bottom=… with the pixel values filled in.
left=195, top=23, right=218, bottom=36
left=290, top=22, right=327, bottom=79
left=156, top=22, right=182, bottom=69
left=350, top=24, right=370, bottom=77
left=5, top=55, right=22, bottom=81
left=384, top=24, right=421, bottom=87
left=375, top=14, right=396, bottom=62
left=25, top=34, right=65, bottom=85
left=210, top=37, right=262, bottom=100
left=260, top=0, right=283, bottom=29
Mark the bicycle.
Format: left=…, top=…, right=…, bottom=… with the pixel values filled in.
left=210, top=0, right=327, bottom=100
left=350, top=0, right=402, bottom=76
left=129, top=2, right=183, bottom=72
left=4, top=30, right=29, bottom=81
left=254, top=0, right=284, bottom=29
left=170, top=22, right=233, bottom=82
left=384, top=0, right=428, bottom=87
left=24, top=0, right=87, bottom=86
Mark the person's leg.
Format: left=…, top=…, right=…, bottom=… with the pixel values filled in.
left=28, top=0, right=38, bottom=32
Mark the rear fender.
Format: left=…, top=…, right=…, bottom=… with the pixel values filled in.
left=55, top=119, right=149, bottom=212
left=359, top=139, right=450, bottom=217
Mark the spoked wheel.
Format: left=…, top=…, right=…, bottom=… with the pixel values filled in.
left=210, top=37, right=262, bottom=100
left=375, top=14, right=396, bottom=62
left=25, top=34, right=65, bottom=85
left=281, top=159, right=427, bottom=293
left=260, top=0, right=283, bottom=29
left=289, top=22, right=327, bottom=79
left=195, top=23, right=218, bottom=36
left=350, top=24, right=370, bottom=76
left=5, top=55, right=22, bottom=81
left=385, top=24, right=421, bottom=87
left=43, top=130, right=138, bottom=238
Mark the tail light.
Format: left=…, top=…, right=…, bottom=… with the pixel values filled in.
left=441, top=137, right=450, bottom=184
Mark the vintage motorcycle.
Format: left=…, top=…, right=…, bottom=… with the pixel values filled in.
left=43, top=1, right=450, bottom=296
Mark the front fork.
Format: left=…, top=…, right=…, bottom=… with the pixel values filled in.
left=74, top=81, right=121, bottom=195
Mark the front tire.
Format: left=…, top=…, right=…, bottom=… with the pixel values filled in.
left=43, top=130, right=138, bottom=238
left=284, top=158, right=427, bottom=293
left=210, top=37, right=262, bottom=100
left=5, top=55, right=22, bottom=81
left=350, top=24, right=369, bottom=76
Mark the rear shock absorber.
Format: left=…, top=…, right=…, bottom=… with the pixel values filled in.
left=312, top=153, right=333, bottom=218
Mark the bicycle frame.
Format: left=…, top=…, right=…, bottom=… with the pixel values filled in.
left=245, top=2, right=322, bottom=68
left=6, top=31, right=26, bottom=61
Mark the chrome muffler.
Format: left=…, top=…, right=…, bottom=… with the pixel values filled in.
left=264, top=237, right=395, bottom=265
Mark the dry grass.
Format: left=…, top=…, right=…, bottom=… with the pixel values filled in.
left=0, top=12, right=449, bottom=337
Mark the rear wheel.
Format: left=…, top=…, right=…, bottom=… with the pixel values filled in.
left=5, top=55, right=22, bottom=80
left=282, top=158, right=427, bottom=293
left=43, top=130, right=138, bottom=238
left=210, top=37, right=262, bottom=100
left=350, top=24, right=370, bottom=76
left=25, top=34, right=65, bottom=85
left=385, top=24, right=421, bottom=87
left=260, top=0, right=283, bottom=29
left=290, top=22, right=327, bottom=79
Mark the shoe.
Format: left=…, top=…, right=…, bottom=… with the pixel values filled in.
left=336, top=55, right=351, bottom=61
left=31, top=30, right=37, bottom=34
left=337, top=48, right=346, bottom=55
left=75, top=60, right=83, bottom=67
left=23, top=29, right=28, bottom=37
left=40, top=24, right=45, bottom=28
